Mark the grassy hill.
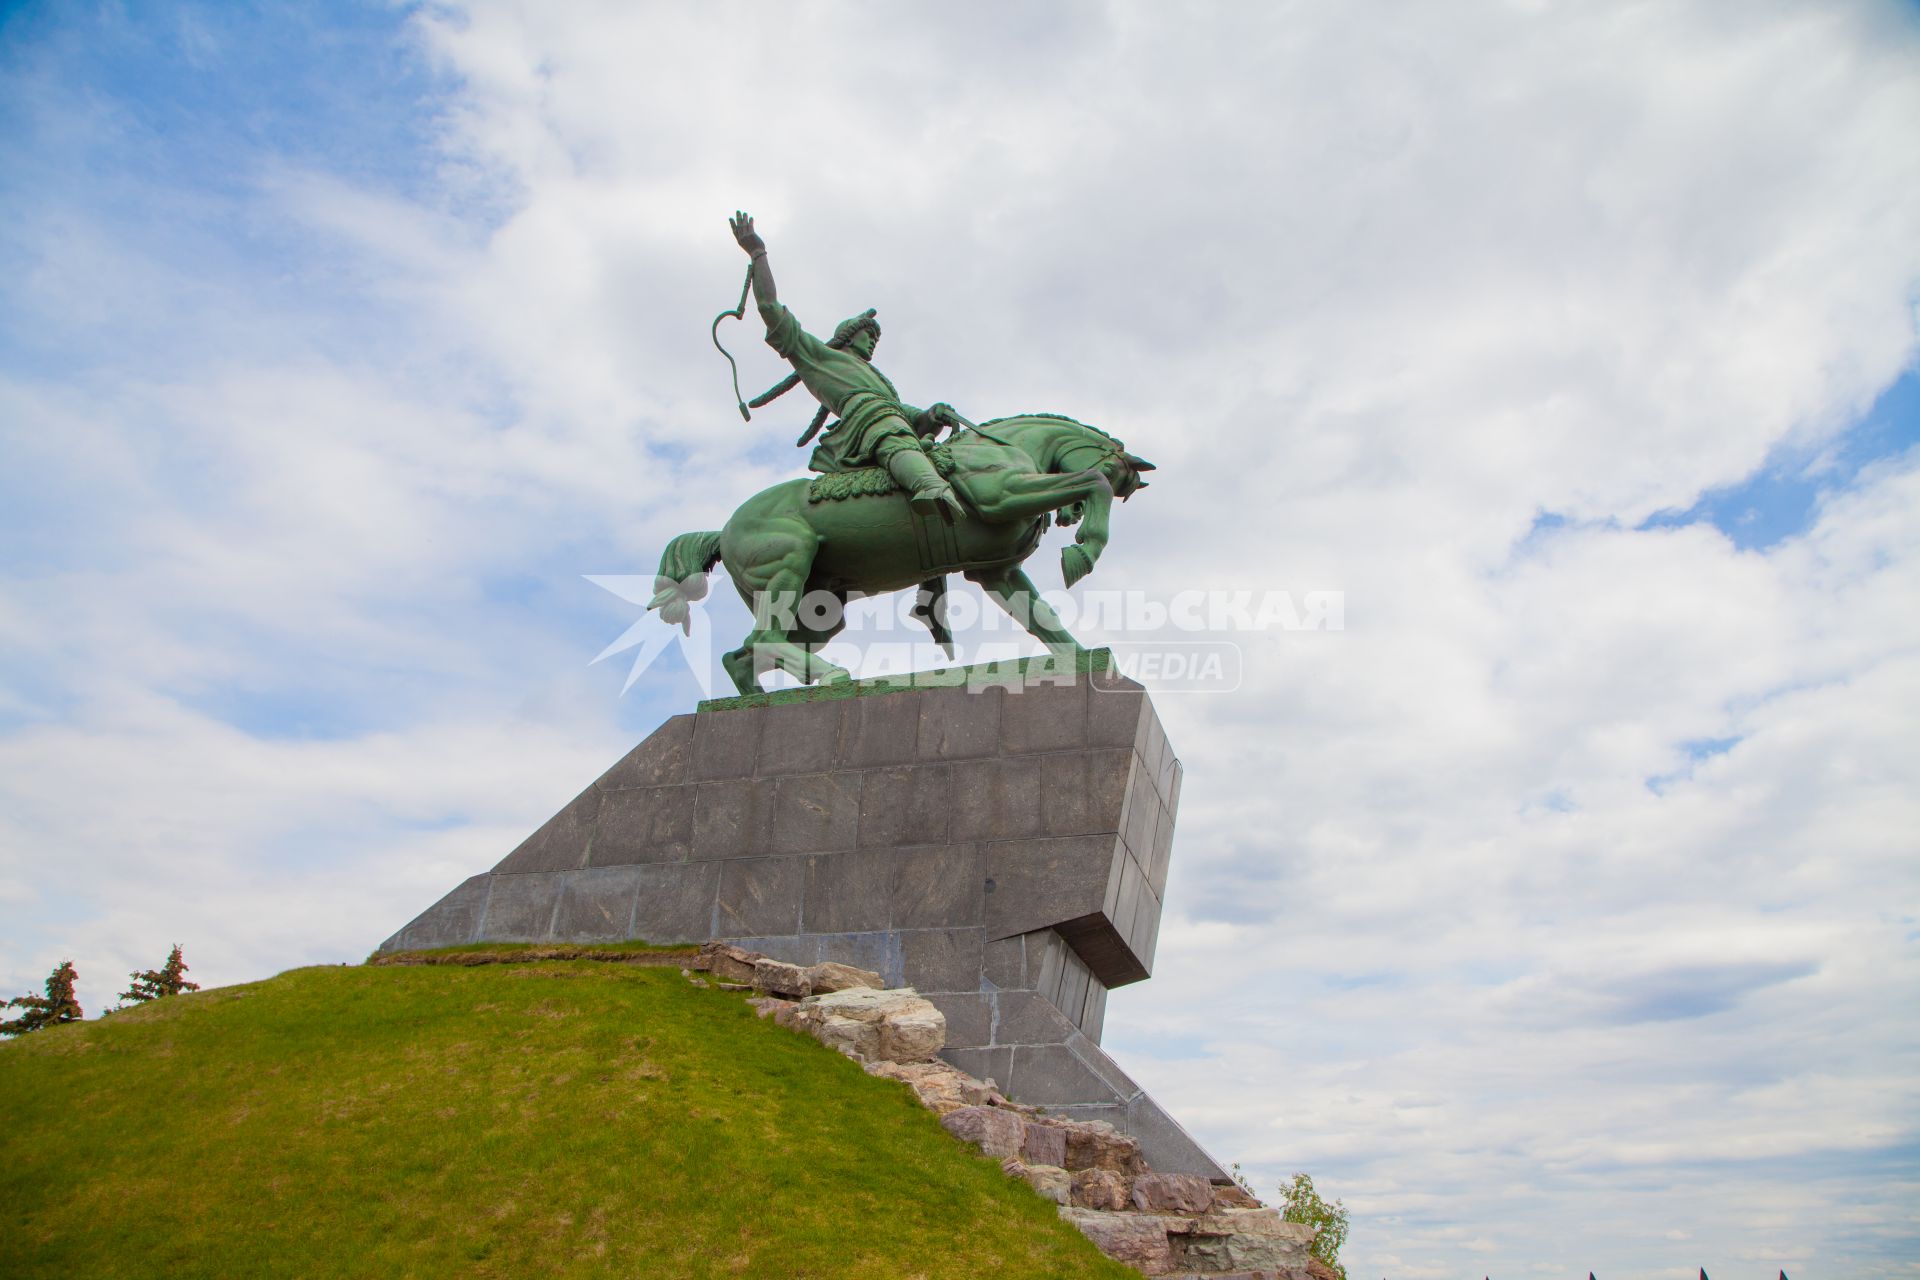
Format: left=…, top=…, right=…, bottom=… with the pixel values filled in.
left=0, top=959, right=1136, bottom=1279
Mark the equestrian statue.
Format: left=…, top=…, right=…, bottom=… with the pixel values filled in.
left=650, top=211, right=1155, bottom=696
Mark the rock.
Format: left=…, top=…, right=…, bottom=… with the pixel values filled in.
left=1131, top=1171, right=1214, bottom=1215
left=1019, top=1119, right=1067, bottom=1167
left=685, top=975, right=710, bottom=988
left=803, top=961, right=883, bottom=993
left=1059, top=1208, right=1176, bottom=1275
left=746, top=996, right=782, bottom=1018
left=878, top=1003, right=945, bottom=1061
left=1059, top=1120, right=1147, bottom=1175
left=801, top=985, right=910, bottom=1022
left=940, top=1105, right=1027, bottom=1159
left=815, top=1015, right=881, bottom=1060
left=798, top=986, right=945, bottom=1062
left=863, top=1060, right=993, bottom=1114
left=1308, top=1258, right=1341, bottom=1280
left=1017, top=1162, right=1072, bottom=1205
left=1211, top=1182, right=1263, bottom=1210
left=699, top=941, right=761, bottom=985
left=1174, top=1211, right=1316, bottom=1276
left=749, top=957, right=810, bottom=998
left=1070, top=1167, right=1131, bottom=1211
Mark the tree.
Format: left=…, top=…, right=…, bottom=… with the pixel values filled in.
left=2, top=960, right=84, bottom=1037
left=1279, top=1171, right=1350, bottom=1280
left=120, top=945, right=200, bottom=1005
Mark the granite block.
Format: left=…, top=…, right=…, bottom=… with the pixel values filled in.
left=891, top=843, right=985, bottom=929
left=950, top=756, right=1043, bottom=841
left=801, top=850, right=892, bottom=934
left=493, top=785, right=600, bottom=874
left=982, top=934, right=1027, bottom=991
left=939, top=1045, right=1014, bottom=1092
left=1120, top=763, right=1161, bottom=869
left=901, top=927, right=984, bottom=993
left=857, top=764, right=952, bottom=847
left=1126, top=1093, right=1231, bottom=1182
left=755, top=700, right=843, bottom=777
left=596, top=715, right=694, bottom=789
left=916, top=684, right=1003, bottom=760
left=767, top=772, right=859, bottom=854
left=1147, top=798, right=1177, bottom=899
left=588, top=784, right=693, bottom=866
left=928, top=991, right=992, bottom=1048
left=984, top=835, right=1121, bottom=942
left=386, top=874, right=489, bottom=950
left=551, top=865, right=646, bottom=941
left=836, top=693, right=920, bottom=768
left=691, top=778, right=775, bottom=859
left=727, top=934, right=822, bottom=968
left=629, top=860, right=722, bottom=944
left=993, top=990, right=1081, bottom=1046
left=1006, top=1043, right=1114, bottom=1106
left=1086, top=679, right=1145, bottom=749
left=1040, top=748, right=1132, bottom=837
left=815, top=930, right=906, bottom=987
left=479, top=872, right=562, bottom=941
left=691, top=708, right=760, bottom=781
left=1137, top=705, right=1169, bottom=798
left=1081, top=983, right=1108, bottom=1043
left=1000, top=678, right=1087, bottom=754
left=716, top=857, right=805, bottom=936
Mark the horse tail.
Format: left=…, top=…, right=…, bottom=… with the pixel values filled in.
left=650, top=530, right=724, bottom=633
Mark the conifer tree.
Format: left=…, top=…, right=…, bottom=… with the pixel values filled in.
left=120, top=945, right=200, bottom=1004
left=1, top=960, right=84, bottom=1036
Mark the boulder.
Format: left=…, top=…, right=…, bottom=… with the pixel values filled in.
left=699, top=942, right=762, bottom=985
left=878, top=1003, right=945, bottom=1061
left=1059, top=1120, right=1147, bottom=1175
left=1070, top=1167, right=1131, bottom=1211
left=750, top=957, right=810, bottom=998
left=1130, top=1171, right=1214, bottom=1215
left=1059, top=1208, right=1177, bottom=1275
left=814, top=1015, right=881, bottom=1060
left=1210, top=1182, right=1263, bottom=1211
left=803, top=961, right=883, bottom=993
left=1308, top=1258, right=1342, bottom=1280
left=940, top=1105, right=1026, bottom=1159
left=798, top=986, right=945, bottom=1062
left=1174, top=1211, right=1316, bottom=1276
left=1019, top=1120, right=1067, bottom=1168
left=1013, top=1161, right=1071, bottom=1205
left=863, top=1060, right=993, bottom=1115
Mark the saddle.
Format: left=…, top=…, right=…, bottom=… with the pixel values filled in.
left=806, top=442, right=958, bottom=503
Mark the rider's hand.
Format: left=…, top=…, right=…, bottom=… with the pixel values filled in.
left=930, top=402, right=959, bottom=427
left=730, top=211, right=766, bottom=257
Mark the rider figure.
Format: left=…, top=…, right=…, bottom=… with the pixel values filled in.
left=729, top=211, right=967, bottom=523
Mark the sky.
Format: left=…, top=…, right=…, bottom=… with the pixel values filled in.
left=1, top=2, right=1917, bottom=1275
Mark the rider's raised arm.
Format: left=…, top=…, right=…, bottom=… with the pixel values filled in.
left=730, top=210, right=778, bottom=309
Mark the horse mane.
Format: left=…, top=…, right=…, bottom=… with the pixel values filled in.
left=973, top=411, right=1124, bottom=450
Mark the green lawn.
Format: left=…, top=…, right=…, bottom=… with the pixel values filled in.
left=0, top=962, right=1135, bottom=1280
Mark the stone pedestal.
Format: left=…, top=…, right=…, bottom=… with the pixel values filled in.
left=379, top=652, right=1224, bottom=1180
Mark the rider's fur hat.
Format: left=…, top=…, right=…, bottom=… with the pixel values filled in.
left=830, top=308, right=880, bottom=349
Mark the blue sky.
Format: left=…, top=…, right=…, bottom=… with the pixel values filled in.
left=3, top=3, right=1917, bottom=1277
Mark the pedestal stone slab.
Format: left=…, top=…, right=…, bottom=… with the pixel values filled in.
left=377, top=650, right=1225, bottom=1181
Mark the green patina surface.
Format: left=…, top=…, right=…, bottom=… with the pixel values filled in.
left=697, top=647, right=1117, bottom=714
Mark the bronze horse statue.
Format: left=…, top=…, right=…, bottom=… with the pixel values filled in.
left=649, top=413, right=1153, bottom=695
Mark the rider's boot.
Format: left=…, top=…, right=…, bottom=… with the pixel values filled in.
left=886, top=446, right=966, bottom=524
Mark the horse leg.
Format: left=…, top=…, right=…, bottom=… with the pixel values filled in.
left=955, top=467, right=1111, bottom=525
left=719, top=527, right=851, bottom=693
left=965, top=564, right=1081, bottom=655
left=956, top=467, right=1116, bottom=586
